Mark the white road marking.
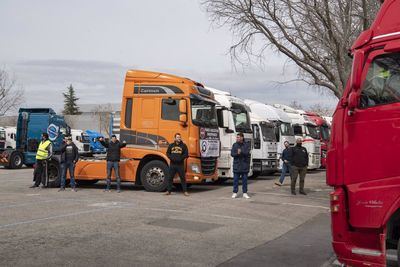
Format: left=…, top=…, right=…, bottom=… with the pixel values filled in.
left=0, top=206, right=119, bottom=230
left=254, top=191, right=328, bottom=201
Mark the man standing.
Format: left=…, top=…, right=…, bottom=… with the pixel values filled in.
left=231, top=133, right=251, bottom=199
left=165, top=133, right=189, bottom=196
left=99, top=135, right=127, bottom=193
left=59, top=136, right=79, bottom=192
left=290, top=138, right=309, bottom=195
left=30, top=133, right=53, bottom=188
left=275, top=141, right=292, bottom=186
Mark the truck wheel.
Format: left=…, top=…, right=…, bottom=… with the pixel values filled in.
left=140, top=160, right=168, bottom=192
left=214, top=178, right=228, bottom=184
left=47, top=161, right=61, bottom=188
left=9, top=152, right=23, bottom=169
left=77, top=180, right=98, bottom=186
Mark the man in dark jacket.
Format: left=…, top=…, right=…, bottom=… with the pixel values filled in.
left=231, top=132, right=251, bottom=199
left=165, top=133, right=189, bottom=196
left=275, top=141, right=292, bottom=186
left=99, top=135, right=127, bottom=193
left=290, top=138, right=309, bottom=195
left=59, top=136, right=79, bottom=192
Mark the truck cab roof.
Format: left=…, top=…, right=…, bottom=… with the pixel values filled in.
left=244, top=99, right=292, bottom=124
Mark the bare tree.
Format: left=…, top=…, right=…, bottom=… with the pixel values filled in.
left=0, top=69, right=24, bottom=116
left=202, top=0, right=381, bottom=98
left=289, top=100, right=303, bottom=110
left=91, top=104, right=114, bottom=136
left=308, top=103, right=334, bottom=116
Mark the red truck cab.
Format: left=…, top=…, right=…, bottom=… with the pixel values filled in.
left=327, top=0, right=400, bottom=266
left=305, top=112, right=330, bottom=168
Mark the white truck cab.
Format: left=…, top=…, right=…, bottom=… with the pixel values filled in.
left=0, top=127, right=7, bottom=150
left=274, top=104, right=321, bottom=170
left=71, top=129, right=91, bottom=155
left=244, top=100, right=296, bottom=170
left=206, top=87, right=253, bottom=180
left=249, top=112, right=278, bottom=176
left=4, top=126, right=16, bottom=149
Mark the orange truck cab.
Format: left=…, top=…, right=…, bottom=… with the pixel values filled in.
left=327, top=0, right=400, bottom=266
left=74, top=70, right=220, bottom=191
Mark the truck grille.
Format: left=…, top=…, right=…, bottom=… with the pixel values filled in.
left=201, top=157, right=217, bottom=176
left=84, top=144, right=90, bottom=151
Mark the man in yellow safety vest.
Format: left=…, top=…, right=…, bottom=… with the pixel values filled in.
left=30, top=132, right=53, bottom=188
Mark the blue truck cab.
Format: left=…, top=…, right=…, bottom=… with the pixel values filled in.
left=0, top=108, right=70, bottom=186
left=85, top=130, right=106, bottom=154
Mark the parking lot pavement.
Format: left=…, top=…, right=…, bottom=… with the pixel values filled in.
left=0, top=168, right=333, bottom=267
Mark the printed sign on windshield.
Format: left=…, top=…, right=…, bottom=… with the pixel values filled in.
left=200, top=127, right=220, bottom=158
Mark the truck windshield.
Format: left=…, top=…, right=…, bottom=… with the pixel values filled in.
left=81, top=134, right=90, bottom=143
left=319, top=125, right=330, bottom=141
left=280, top=122, right=294, bottom=136
left=306, top=125, right=319, bottom=139
left=0, top=131, right=5, bottom=140
left=191, top=99, right=218, bottom=127
left=260, top=123, right=276, bottom=142
left=231, top=103, right=252, bottom=133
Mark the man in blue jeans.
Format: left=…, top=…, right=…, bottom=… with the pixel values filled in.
left=59, top=136, right=79, bottom=192
left=231, top=132, right=251, bottom=199
left=275, top=141, right=292, bottom=186
left=99, top=135, right=126, bottom=193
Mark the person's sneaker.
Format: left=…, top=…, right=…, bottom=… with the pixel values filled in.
left=58, top=188, right=65, bottom=192
left=291, top=191, right=296, bottom=195
left=29, top=185, right=38, bottom=188
left=184, top=192, right=189, bottom=197
left=232, top=193, right=238, bottom=199
left=104, top=189, right=110, bottom=192
left=71, top=188, right=77, bottom=192
left=164, top=191, right=171, bottom=195
left=243, top=193, right=251, bottom=199
left=299, top=191, right=307, bottom=195
left=117, top=189, right=121, bottom=193
left=275, top=181, right=283, bottom=186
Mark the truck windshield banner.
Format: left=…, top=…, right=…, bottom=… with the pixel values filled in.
left=199, top=127, right=220, bottom=158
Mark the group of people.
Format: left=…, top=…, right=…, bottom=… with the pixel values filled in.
left=275, top=138, right=309, bottom=195
left=30, top=132, right=126, bottom=193
left=29, top=131, right=308, bottom=197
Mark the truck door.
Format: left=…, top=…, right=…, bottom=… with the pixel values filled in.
left=343, top=50, right=400, bottom=186
left=159, top=97, right=188, bottom=148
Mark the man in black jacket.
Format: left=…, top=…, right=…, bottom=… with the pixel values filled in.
left=59, top=136, right=79, bottom=192
left=99, top=135, right=127, bottom=193
left=231, top=133, right=251, bottom=199
left=290, top=138, right=309, bottom=195
left=165, top=133, right=189, bottom=196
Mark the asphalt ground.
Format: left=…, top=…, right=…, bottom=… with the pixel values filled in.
left=0, top=168, right=334, bottom=267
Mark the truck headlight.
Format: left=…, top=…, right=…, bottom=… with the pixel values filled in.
left=190, top=164, right=201, bottom=174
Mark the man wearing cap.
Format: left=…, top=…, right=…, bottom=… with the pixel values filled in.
left=290, top=138, right=309, bottom=195
left=99, top=135, right=127, bottom=192
left=59, top=136, right=79, bottom=192
left=30, top=132, right=53, bottom=188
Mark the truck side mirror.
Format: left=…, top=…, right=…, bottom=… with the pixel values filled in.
left=222, top=109, right=229, bottom=128
left=179, top=99, right=187, bottom=114
left=350, top=50, right=364, bottom=92
left=179, top=114, right=187, bottom=125
left=347, top=92, right=359, bottom=116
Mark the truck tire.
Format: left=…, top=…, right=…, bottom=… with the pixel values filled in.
left=77, top=180, right=99, bottom=186
left=140, top=160, right=169, bottom=192
left=47, top=160, right=61, bottom=188
left=214, top=178, right=228, bottom=184
left=9, top=151, right=23, bottom=169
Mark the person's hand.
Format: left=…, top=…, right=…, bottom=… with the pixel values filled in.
left=238, top=148, right=241, bottom=154
left=123, top=140, right=126, bottom=144
left=284, top=160, right=288, bottom=164
left=98, top=137, right=104, bottom=142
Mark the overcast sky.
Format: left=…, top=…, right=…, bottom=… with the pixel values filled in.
left=0, top=0, right=338, bottom=113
